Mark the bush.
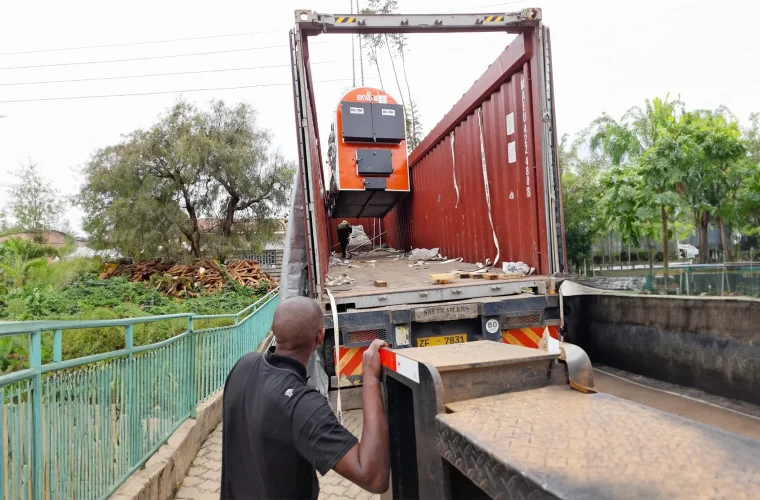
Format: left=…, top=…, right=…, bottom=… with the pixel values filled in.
left=0, top=257, right=267, bottom=371
left=26, top=258, right=102, bottom=289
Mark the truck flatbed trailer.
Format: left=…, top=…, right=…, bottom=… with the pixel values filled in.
left=379, top=341, right=760, bottom=499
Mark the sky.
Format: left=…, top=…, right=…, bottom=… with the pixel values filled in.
left=1, top=0, right=758, bottom=236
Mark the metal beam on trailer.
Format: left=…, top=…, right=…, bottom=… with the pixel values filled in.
left=295, top=9, right=541, bottom=35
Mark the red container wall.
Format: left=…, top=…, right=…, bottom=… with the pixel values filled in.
left=327, top=217, right=383, bottom=251
left=383, top=29, right=552, bottom=274
left=303, top=39, right=331, bottom=296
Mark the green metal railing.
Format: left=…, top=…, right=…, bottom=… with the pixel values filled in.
left=0, top=288, right=279, bottom=500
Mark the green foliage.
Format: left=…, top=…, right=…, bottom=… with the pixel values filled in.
left=0, top=238, right=59, bottom=287
left=590, top=96, right=689, bottom=276
left=26, top=258, right=101, bottom=289
left=559, top=134, right=604, bottom=270
left=79, top=99, right=294, bottom=261
left=738, top=114, right=760, bottom=236
left=0, top=264, right=264, bottom=372
left=566, top=97, right=760, bottom=268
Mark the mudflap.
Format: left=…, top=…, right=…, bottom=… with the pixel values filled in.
left=306, top=350, right=329, bottom=397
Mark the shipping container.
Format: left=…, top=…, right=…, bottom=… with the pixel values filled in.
left=288, top=8, right=565, bottom=389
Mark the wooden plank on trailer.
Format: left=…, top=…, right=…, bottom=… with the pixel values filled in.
left=430, top=273, right=455, bottom=285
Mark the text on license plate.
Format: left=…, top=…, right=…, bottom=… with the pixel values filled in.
left=416, top=334, right=467, bottom=347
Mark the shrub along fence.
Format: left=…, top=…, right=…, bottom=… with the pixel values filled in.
left=0, top=288, right=279, bottom=500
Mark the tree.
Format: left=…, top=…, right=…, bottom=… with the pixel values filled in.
left=359, top=1, right=424, bottom=154
left=591, top=96, right=688, bottom=280
left=598, top=163, right=660, bottom=266
left=360, top=0, right=398, bottom=90
left=405, top=100, right=423, bottom=153
left=392, top=34, right=421, bottom=147
left=8, top=160, right=67, bottom=233
left=679, top=110, right=746, bottom=261
left=559, top=133, right=604, bottom=271
left=79, top=100, right=294, bottom=260
left=737, top=113, right=760, bottom=238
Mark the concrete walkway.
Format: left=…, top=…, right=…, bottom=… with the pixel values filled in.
left=173, top=410, right=378, bottom=500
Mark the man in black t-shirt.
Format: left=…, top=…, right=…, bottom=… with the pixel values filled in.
left=221, top=297, right=390, bottom=500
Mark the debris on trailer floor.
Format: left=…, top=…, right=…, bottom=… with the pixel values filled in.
left=502, top=261, right=532, bottom=275
left=407, top=248, right=443, bottom=261
left=325, top=274, right=356, bottom=287
left=324, top=250, right=546, bottom=297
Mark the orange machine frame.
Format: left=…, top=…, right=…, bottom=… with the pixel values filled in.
left=327, top=87, right=410, bottom=218
left=334, top=87, right=410, bottom=191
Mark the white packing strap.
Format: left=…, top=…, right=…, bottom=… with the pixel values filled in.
left=476, top=108, right=500, bottom=272
left=450, top=131, right=460, bottom=209
left=559, top=285, right=565, bottom=341
left=325, top=289, right=343, bottom=425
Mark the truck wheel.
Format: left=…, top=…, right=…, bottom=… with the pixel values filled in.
left=323, top=336, right=336, bottom=378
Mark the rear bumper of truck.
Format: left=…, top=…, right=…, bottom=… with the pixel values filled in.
left=324, top=292, right=561, bottom=388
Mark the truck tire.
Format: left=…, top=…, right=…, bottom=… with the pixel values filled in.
left=323, top=335, right=336, bottom=378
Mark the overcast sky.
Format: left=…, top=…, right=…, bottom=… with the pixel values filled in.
left=1, top=0, right=758, bottom=235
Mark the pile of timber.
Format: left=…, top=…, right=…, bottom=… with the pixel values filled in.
left=226, top=260, right=276, bottom=288
left=100, top=259, right=173, bottom=281
left=100, top=259, right=277, bottom=297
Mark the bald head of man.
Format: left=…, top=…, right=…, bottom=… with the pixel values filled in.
left=271, top=297, right=325, bottom=365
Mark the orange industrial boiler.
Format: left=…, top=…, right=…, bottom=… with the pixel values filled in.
left=326, top=87, right=410, bottom=218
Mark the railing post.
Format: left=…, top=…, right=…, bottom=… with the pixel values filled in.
left=188, top=317, right=197, bottom=419
left=53, top=329, right=62, bottom=363
left=30, top=330, right=43, bottom=500
left=125, top=324, right=140, bottom=465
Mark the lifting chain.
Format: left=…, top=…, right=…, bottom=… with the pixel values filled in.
left=350, top=0, right=356, bottom=87
left=356, top=0, right=364, bottom=85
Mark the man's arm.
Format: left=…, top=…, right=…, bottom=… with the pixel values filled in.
left=333, top=339, right=390, bottom=494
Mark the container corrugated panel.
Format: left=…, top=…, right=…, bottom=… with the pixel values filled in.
left=383, top=29, right=554, bottom=274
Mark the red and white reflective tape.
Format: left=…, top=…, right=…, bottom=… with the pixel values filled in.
left=380, top=348, right=420, bottom=383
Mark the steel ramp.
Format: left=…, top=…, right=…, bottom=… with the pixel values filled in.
left=380, top=341, right=760, bottom=500
left=439, top=386, right=760, bottom=499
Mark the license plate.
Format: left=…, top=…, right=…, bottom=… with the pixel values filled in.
left=416, top=334, right=467, bottom=347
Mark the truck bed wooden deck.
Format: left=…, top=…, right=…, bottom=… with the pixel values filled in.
left=325, top=250, right=552, bottom=310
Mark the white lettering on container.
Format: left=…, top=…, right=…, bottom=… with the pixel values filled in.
left=520, top=77, right=531, bottom=198
left=381, top=108, right=396, bottom=116
left=349, top=107, right=364, bottom=114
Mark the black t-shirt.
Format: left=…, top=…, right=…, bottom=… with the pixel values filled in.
left=221, top=348, right=358, bottom=500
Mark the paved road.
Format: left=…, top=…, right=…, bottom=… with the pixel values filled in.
left=174, top=409, right=378, bottom=500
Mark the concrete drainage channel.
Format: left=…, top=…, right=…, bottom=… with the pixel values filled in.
left=112, top=332, right=274, bottom=500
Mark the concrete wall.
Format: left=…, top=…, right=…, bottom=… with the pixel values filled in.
left=564, top=294, right=760, bottom=406
left=0, top=230, right=72, bottom=247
